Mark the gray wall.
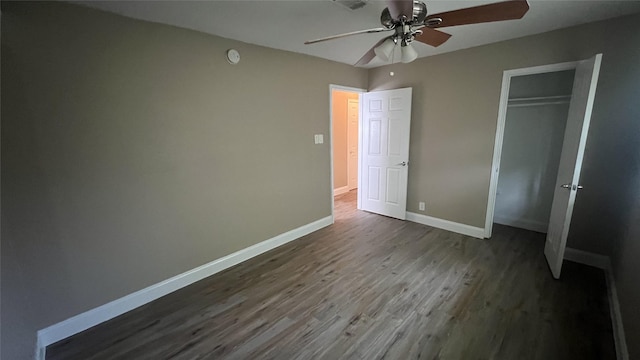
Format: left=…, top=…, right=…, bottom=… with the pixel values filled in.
left=593, top=15, right=640, bottom=357
left=369, top=12, right=640, bottom=358
left=507, top=70, right=576, bottom=99
left=0, top=2, right=367, bottom=359
left=494, top=105, right=569, bottom=232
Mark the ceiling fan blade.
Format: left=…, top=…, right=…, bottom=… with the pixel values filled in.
left=387, top=0, right=414, bottom=20
left=427, top=0, right=530, bottom=28
left=305, top=28, right=391, bottom=44
left=414, top=28, right=452, bottom=47
left=355, top=37, right=388, bottom=67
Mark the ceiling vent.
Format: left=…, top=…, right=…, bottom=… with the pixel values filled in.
left=333, top=0, right=368, bottom=10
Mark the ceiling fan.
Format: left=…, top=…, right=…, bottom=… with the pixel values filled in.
left=305, top=0, right=530, bottom=66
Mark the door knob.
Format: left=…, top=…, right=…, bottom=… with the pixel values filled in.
left=560, top=184, right=584, bottom=190
left=397, top=161, right=408, bottom=166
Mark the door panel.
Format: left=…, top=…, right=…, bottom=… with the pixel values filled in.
left=386, top=168, right=401, bottom=204
left=360, top=88, right=412, bottom=220
left=368, top=166, right=381, bottom=200
left=369, top=118, right=382, bottom=154
left=388, top=118, right=403, bottom=156
left=544, top=54, right=602, bottom=279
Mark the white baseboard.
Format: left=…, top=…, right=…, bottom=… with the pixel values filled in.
left=564, top=247, right=628, bottom=360
left=606, top=260, right=629, bottom=360
left=35, top=215, right=333, bottom=359
left=333, top=186, right=350, bottom=196
left=406, top=212, right=485, bottom=239
left=494, top=215, right=548, bottom=233
left=563, top=247, right=609, bottom=269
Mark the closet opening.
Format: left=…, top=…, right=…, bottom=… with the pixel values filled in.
left=485, top=55, right=602, bottom=278
left=491, top=69, right=576, bottom=234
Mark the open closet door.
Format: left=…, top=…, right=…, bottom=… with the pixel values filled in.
left=544, top=54, right=602, bottom=279
left=359, top=88, right=412, bottom=220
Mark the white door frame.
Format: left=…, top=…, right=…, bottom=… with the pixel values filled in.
left=484, top=60, right=579, bottom=238
left=329, top=84, right=366, bottom=223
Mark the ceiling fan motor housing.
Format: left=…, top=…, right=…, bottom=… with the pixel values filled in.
left=381, top=0, right=428, bottom=27
left=381, top=0, right=428, bottom=45
left=412, top=1, right=428, bottom=23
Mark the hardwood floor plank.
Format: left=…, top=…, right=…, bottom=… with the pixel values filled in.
left=47, top=190, right=615, bottom=360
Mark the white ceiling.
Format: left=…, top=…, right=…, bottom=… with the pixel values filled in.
left=76, top=0, right=640, bottom=68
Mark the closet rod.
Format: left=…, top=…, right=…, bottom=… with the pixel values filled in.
left=509, top=95, right=571, bottom=102
left=507, top=95, right=571, bottom=108
left=508, top=101, right=570, bottom=108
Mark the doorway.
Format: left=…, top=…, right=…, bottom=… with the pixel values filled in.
left=330, top=85, right=365, bottom=219
left=485, top=55, right=602, bottom=279
left=486, top=60, right=584, bottom=237
left=493, top=69, right=576, bottom=233
left=330, top=85, right=414, bottom=222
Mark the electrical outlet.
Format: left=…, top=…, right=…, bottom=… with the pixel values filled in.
left=419, top=201, right=425, bottom=211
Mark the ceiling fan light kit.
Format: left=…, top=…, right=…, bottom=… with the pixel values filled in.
left=374, top=38, right=397, bottom=62
left=305, top=0, right=530, bottom=66
left=400, top=43, right=418, bottom=63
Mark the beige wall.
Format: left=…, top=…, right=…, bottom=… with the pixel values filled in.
left=369, top=13, right=640, bottom=357
left=368, top=12, right=638, bottom=244
left=0, top=2, right=367, bottom=359
left=332, top=90, right=360, bottom=190
left=3, top=1, right=640, bottom=359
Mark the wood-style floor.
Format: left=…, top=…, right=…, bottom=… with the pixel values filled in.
left=47, top=190, right=615, bottom=359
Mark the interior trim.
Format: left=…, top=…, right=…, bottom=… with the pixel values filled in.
left=406, top=212, right=485, bottom=239
left=35, top=215, right=333, bottom=359
left=564, top=247, right=629, bottom=360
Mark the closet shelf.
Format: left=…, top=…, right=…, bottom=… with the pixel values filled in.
left=507, top=95, right=571, bottom=108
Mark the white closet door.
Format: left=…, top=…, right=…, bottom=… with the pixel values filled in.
left=544, top=54, right=602, bottom=279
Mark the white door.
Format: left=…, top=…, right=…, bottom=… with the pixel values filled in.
left=544, top=54, right=602, bottom=279
left=359, top=88, right=412, bottom=220
left=347, top=99, right=359, bottom=190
